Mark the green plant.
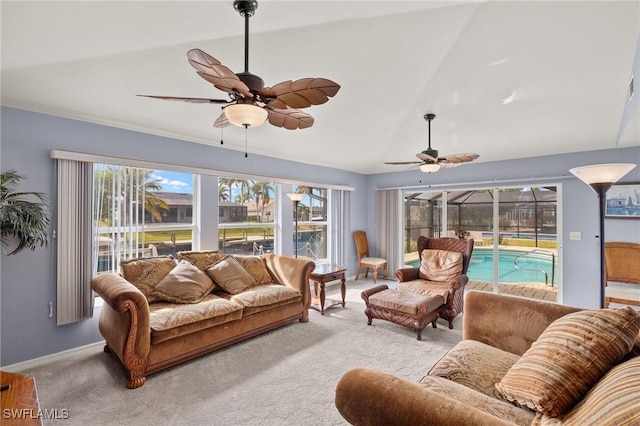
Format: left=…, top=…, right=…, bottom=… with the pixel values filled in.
left=1, top=170, right=49, bottom=255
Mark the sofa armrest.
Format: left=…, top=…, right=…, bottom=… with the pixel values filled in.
left=335, top=368, right=514, bottom=426
left=91, top=273, right=150, bottom=386
left=395, top=267, right=419, bottom=282
left=263, top=254, right=315, bottom=319
left=463, top=291, right=582, bottom=356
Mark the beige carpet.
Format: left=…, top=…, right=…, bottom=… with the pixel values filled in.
left=21, top=279, right=462, bottom=425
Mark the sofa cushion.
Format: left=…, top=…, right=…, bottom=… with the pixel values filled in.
left=496, top=307, right=640, bottom=417
left=151, top=260, right=216, bottom=304
left=419, top=249, right=463, bottom=282
left=233, top=255, right=273, bottom=285
left=397, top=280, right=449, bottom=303
left=230, top=284, right=301, bottom=315
left=531, top=356, right=640, bottom=426
left=418, top=375, right=535, bottom=426
left=120, top=255, right=177, bottom=303
left=177, top=249, right=224, bottom=271
left=149, top=294, right=243, bottom=344
left=428, top=339, right=521, bottom=399
left=206, top=255, right=257, bottom=294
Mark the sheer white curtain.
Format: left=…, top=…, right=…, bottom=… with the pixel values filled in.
left=93, top=164, right=149, bottom=275
left=329, top=189, right=350, bottom=267
left=376, top=189, right=403, bottom=274
left=56, top=159, right=94, bottom=325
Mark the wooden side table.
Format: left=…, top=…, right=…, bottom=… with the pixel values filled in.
left=1, top=371, right=43, bottom=425
left=310, top=265, right=347, bottom=315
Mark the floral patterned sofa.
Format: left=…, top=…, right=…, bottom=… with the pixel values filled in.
left=91, top=251, right=314, bottom=389
left=335, top=291, right=640, bottom=425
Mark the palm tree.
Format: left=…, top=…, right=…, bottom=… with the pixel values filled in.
left=251, top=181, right=274, bottom=222
left=218, top=178, right=233, bottom=202
left=296, top=186, right=327, bottom=220
left=218, top=182, right=230, bottom=202
left=1, top=170, right=49, bottom=255
left=95, top=167, right=168, bottom=223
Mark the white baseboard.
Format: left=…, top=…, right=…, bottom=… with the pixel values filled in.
left=2, top=340, right=105, bottom=372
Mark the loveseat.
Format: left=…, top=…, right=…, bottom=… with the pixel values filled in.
left=91, top=251, right=314, bottom=389
left=395, top=236, right=474, bottom=328
left=335, top=291, right=640, bottom=425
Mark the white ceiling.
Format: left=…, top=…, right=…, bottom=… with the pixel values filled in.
left=2, top=1, right=639, bottom=175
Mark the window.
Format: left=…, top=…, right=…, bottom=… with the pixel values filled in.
left=218, top=177, right=277, bottom=255
left=292, top=186, right=328, bottom=262
left=94, top=164, right=195, bottom=274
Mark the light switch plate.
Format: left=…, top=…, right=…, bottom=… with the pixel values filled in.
left=570, top=232, right=581, bottom=240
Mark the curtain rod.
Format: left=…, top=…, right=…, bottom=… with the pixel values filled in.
left=50, top=149, right=355, bottom=191
left=376, top=175, right=575, bottom=191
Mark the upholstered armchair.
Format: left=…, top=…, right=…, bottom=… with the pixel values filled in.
left=395, top=236, right=474, bottom=328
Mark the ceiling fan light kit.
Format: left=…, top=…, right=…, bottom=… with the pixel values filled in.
left=384, top=112, right=479, bottom=173
left=419, top=163, right=441, bottom=173
left=138, top=0, right=340, bottom=134
left=224, top=103, right=267, bottom=127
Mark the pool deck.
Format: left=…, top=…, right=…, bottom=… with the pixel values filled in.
left=466, top=280, right=557, bottom=302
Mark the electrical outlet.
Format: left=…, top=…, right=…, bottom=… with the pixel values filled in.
left=570, top=232, right=581, bottom=241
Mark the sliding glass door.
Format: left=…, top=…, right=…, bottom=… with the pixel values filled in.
left=403, top=186, right=558, bottom=302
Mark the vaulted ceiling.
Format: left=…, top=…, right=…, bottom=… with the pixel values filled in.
left=2, top=1, right=638, bottom=174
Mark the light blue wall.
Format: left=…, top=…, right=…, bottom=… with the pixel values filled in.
left=1, top=106, right=639, bottom=365
left=365, top=148, right=640, bottom=309
left=0, top=107, right=367, bottom=365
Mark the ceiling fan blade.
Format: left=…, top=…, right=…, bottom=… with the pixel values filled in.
left=187, top=49, right=252, bottom=98
left=261, top=78, right=341, bottom=109
left=213, top=111, right=230, bottom=128
left=266, top=107, right=314, bottom=130
left=137, top=95, right=229, bottom=104
left=439, top=153, right=480, bottom=164
left=384, top=161, right=423, bottom=165
left=417, top=152, right=438, bottom=163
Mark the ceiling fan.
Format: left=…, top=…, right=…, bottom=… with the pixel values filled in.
left=138, top=0, right=340, bottom=130
left=384, top=113, right=479, bottom=172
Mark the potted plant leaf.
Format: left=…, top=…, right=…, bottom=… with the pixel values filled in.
left=1, top=170, right=49, bottom=255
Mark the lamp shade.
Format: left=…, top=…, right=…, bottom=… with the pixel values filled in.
left=569, top=163, right=636, bottom=185
left=224, top=103, right=268, bottom=127
left=419, top=163, right=441, bottom=173
left=286, top=193, right=304, bottom=202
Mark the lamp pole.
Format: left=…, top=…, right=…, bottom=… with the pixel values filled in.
left=287, top=193, right=304, bottom=258
left=570, top=163, right=636, bottom=308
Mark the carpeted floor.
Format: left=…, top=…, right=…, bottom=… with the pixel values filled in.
left=21, top=279, right=462, bottom=425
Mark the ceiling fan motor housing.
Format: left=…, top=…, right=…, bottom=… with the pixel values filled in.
left=421, top=148, right=439, bottom=161
left=237, top=71, right=265, bottom=93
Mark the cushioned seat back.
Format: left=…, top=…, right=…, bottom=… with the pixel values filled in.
left=417, top=236, right=474, bottom=275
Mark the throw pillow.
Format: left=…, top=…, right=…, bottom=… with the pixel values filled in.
left=419, top=249, right=463, bottom=282
left=120, top=255, right=177, bottom=303
left=496, top=307, right=640, bottom=417
left=177, top=250, right=224, bottom=271
left=531, top=356, right=640, bottom=425
left=206, top=255, right=257, bottom=294
left=233, top=255, right=273, bottom=285
left=151, top=260, right=216, bottom=304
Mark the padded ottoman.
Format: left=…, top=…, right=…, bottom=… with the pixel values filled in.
left=361, top=284, right=444, bottom=340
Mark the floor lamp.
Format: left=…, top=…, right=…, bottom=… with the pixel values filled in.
left=287, top=193, right=304, bottom=258
left=569, top=163, right=636, bottom=308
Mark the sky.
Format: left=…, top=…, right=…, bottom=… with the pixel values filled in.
left=152, top=171, right=193, bottom=194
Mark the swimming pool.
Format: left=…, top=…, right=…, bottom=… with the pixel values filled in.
left=409, top=248, right=557, bottom=284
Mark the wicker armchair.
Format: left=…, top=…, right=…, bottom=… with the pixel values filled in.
left=395, top=236, right=474, bottom=328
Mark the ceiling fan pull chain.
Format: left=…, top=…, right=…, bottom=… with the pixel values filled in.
left=220, top=125, right=224, bottom=145
left=244, top=124, right=249, bottom=157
